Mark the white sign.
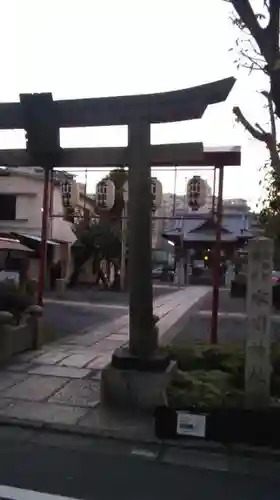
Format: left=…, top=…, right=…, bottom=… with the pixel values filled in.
left=176, top=412, right=206, bottom=438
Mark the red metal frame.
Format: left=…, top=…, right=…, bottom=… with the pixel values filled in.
left=210, top=165, right=224, bottom=344
left=38, top=167, right=51, bottom=306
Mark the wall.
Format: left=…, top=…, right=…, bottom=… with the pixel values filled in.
left=0, top=171, right=76, bottom=282
left=184, top=311, right=280, bottom=343
left=0, top=172, right=75, bottom=245
left=0, top=174, right=42, bottom=233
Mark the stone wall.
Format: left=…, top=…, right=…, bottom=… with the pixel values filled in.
left=0, top=306, right=43, bottom=364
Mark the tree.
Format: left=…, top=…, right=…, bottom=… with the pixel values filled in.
left=228, top=1, right=280, bottom=258
left=69, top=168, right=127, bottom=287
left=69, top=221, right=121, bottom=287
left=229, top=1, right=280, bottom=117
left=233, top=87, right=280, bottom=250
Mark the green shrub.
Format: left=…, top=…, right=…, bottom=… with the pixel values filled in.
left=166, top=341, right=280, bottom=408
left=167, top=342, right=244, bottom=374
left=25, top=279, right=38, bottom=299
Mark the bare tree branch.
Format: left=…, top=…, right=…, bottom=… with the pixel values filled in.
left=233, top=97, right=280, bottom=172
left=231, top=0, right=267, bottom=56
left=232, top=106, right=266, bottom=141
left=240, top=49, right=265, bottom=70
left=231, top=0, right=279, bottom=66
left=261, top=90, right=280, bottom=170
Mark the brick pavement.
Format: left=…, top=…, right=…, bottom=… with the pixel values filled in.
left=0, top=286, right=209, bottom=436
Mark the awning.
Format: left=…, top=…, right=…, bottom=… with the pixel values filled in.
left=50, top=219, right=77, bottom=245
left=0, top=238, right=33, bottom=252
left=17, top=233, right=59, bottom=246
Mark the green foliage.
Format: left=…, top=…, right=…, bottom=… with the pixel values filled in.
left=25, top=279, right=38, bottom=299
left=259, top=161, right=280, bottom=263
left=75, top=222, right=121, bottom=262
left=166, top=341, right=280, bottom=409
left=167, top=342, right=244, bottom=373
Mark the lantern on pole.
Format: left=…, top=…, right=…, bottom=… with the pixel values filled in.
left=151, top=177, right=162, bottom=210
left=95, top=179, right=115, bottom=211
left=186, top=175, right=207, bottom=211
left=61, top=179, right=79, bottom=208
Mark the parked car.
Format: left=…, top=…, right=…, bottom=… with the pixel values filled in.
left=152, top=266, right=174, bottom=282
left=230, top=269, right=280, bottom=308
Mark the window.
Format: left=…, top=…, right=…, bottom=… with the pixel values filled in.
left=0, top=195, right=16, bottom=220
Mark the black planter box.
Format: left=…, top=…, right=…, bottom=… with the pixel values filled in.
left=154, top=406, right=280, bottom=447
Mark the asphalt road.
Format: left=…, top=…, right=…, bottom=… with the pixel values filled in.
left=0, top=428, right=278, bottom=500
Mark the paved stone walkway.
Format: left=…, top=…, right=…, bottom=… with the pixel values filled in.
left=0, top=286, right=209, bottom=438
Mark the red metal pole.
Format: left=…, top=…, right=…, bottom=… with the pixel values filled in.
left=212, top=167, right=217, bottom=215
left=38, top=167, right=51, bottom=306
left=49, top=168, right=54, bottom=239
left=210, top=165, right=224, bottom=344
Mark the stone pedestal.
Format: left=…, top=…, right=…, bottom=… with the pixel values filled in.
left=101, top=353, right=176, bottom=412
left=245, top=236, right=273, bottom=409
left=27, top=305, right=43, bottom=350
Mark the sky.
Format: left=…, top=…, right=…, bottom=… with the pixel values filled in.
left=0, top=0, right=273, bottom=208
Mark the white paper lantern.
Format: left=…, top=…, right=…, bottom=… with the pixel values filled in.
left=60, top=180, right=79, bottom=208
left=96, top=179, right=115, bottom=210
left=186, top=176, right=207, bottom=211
left=151, top=177, right=162, bottom=210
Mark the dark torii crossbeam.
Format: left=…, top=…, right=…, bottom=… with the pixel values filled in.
left=0, top=77, right=239, bottom=410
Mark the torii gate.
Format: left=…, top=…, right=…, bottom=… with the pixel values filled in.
left=0, top=77, right=240, bottom=408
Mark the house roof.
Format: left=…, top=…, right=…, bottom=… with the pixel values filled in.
left=180, top=233, right=238, bottom=242
left=163, top=212, right=254, bottom=242
left=1, top=167, right=74, bottom=187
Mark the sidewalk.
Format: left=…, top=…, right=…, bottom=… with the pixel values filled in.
left=0, top=286, right=209, bottom=440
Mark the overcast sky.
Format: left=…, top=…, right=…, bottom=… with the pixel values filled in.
left=0, top=0, right=273, bottom=207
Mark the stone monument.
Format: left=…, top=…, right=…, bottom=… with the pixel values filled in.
left=245, top=236, right=273, bottom=409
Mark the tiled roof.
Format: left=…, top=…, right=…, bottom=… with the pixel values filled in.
left=163, top=213, right=254, bottom=241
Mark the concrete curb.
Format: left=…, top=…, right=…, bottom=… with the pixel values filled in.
left=160, top=288, right=211, bottom=345
left=1, top=414, right=280, bottom=464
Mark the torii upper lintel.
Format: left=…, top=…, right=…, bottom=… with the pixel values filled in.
left=0, top=77, right=235, bottom=129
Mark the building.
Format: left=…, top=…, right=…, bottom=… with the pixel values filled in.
left=0, top=167, right=86, bottom=282
left=163, top=210, right=253, bottom=258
